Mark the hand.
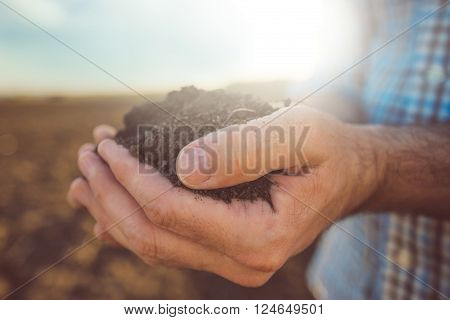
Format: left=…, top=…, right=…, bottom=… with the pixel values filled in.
left=67, top=106, right=380, bottom=286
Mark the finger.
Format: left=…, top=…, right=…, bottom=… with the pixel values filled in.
left=75, top=157, right=273, bottom=285
left=68, top=176, right=130, bottom=246
left=67, top=177, right=86, bottom=208
left=96, top=139, right=277, bottom=256
left=78, top=143, right=95, bottom=156
left=175, top=106, right=317, bottom=189
left=93, top=124, right=117, bottom=144
left=78, top=148, right=177, bottom=258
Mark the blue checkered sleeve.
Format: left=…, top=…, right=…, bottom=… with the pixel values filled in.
left=307, top=0, right=450, bottom=299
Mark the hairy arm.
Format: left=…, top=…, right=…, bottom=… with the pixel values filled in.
left=356, top=124, right=450, bottom=216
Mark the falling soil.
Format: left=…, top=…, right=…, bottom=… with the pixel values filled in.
left=114, top=86, right=275, bottom=207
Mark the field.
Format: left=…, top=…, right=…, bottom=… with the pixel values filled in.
left=0, top=95, right=313, bottom=299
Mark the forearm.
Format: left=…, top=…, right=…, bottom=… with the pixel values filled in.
left=356, top=124, right=450, bottom=216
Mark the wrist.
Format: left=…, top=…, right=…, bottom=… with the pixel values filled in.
left=345, top=124, right=388, bottom=214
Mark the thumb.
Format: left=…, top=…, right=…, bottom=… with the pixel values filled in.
left=176, top=107, right=317, bottom=190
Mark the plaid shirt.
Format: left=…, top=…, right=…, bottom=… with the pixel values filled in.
left=307, top=0, right=450, bottom=299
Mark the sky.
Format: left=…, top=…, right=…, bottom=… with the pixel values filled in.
left=0, top=0, right=361, bottom=95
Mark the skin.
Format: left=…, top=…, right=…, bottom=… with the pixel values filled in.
left=67, top=107, right=450, bottom=287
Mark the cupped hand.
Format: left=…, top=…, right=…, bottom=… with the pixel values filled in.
left=67, top=106, right=379, bottom=286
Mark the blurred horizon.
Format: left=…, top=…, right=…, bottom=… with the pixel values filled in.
left=0, top=80, right=295, bottom=102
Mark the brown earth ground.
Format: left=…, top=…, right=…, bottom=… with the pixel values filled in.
left=0, top=95, right=314, bottom=299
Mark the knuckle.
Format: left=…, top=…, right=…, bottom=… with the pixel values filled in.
left=129, top=176, right=148, bottom=204
left=236, top=247, right=286, bottom=273
left=144, top=196, right=175, bottom=229
left=145, top=206, right=163, bottom=226
left=231, top=226, right=289, bottom=273
left=236, top=273, right=272, bottom=288
left=128, top=229, right=160, bottom=262
left=254, top=255, right=284, bottom=273
left=128, top=234, right=153, bottom=259
left=91, top=184, right=107, bottom=203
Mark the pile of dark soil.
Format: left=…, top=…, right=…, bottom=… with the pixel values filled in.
left=114, top=86, right=275, bottom=207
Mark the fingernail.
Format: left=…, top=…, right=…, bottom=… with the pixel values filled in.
left=177, top=146, right=212, bottom=186
left=97, top=139, right=115, bottom=158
